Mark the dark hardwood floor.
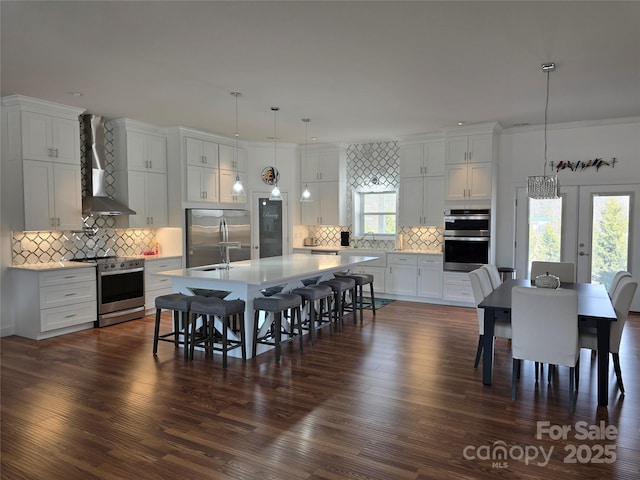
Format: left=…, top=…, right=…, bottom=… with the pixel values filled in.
left=2, top=302, right=639, bottom=479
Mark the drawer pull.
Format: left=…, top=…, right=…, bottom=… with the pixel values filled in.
left=64, top=293, right=76, bottom=297
left=64, top=275, right=77, bottom=279
left=65, top=314, right=77, bottom=318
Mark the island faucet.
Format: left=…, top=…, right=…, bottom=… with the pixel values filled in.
left=220, top=241, right=242, bottom=269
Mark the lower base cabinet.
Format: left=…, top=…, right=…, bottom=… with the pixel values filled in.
left=144, top=257, right=182, bottom=313
left=385, top=254, right=418, bottom=296
left=417, top=254, right=443, bottom=299
left=13, top=266, right=97, bottom=340
left=442, top=271, right=474, bottom=304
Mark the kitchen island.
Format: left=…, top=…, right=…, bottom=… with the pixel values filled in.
left=155, top=253, right=378, bottom=357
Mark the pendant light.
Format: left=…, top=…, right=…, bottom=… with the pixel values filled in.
left=527, top=62, right=559, bottom=199
left=269, top=106, right=282, bottom=201
left=230, top=92, right=246, bottom=197
left=300, top=118, right=313, bottom=202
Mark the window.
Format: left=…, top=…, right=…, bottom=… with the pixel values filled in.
left=354, top=191, right=397, bottom=237
left=527, top=197, right=562, bottom=277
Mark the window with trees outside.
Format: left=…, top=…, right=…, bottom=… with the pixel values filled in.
left=528, top=197, right=563, bottom=277
left=356, top=191, right=397, bottom=236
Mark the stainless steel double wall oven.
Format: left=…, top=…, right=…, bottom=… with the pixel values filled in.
left=443, top=209, right=491, bottom=272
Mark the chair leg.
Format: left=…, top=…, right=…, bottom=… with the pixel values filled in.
left=511, top=359, right=519, bottom=401
left=222, top=315, right=228, bottom=368
left=181, top=311, right=189, bottom=360
left=153, top=308, right=161, bottom=354
left=474, top=335, right=483, bottom=368
left=569, top=366, right=575, bottom=413
left=253, top=311, right=260, bottom=359
left=296, top=307, right=304, bottom=351
left=274, top=312, right=282, bottom=363
left=358, top=284, right=364, bottom=323
left=612, top=353, right=625, bottom=394
left=535, top=362, right=539, bottom=383
left=575, top=355, right=580, bottom=392
left=369, top=282, right=376, bottom=316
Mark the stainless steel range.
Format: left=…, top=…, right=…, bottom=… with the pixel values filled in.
left=72, top=256, right=145, bottom=327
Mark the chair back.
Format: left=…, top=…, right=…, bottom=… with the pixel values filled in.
left=530, top=261, right=576, bottom=283
left=482, top=264, right=502, bottom=289
left=609, top=277, right=638, bottom=352
left=609, top=271, right=632, bottom=298
left=469, top=268, right=493, bottom=334
left=511, top=286, right=579, bottom=367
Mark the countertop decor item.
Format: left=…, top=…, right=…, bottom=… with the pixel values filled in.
left=527, top=62, right=559, bottom=199
left=534, top=272, right=561, bottom=289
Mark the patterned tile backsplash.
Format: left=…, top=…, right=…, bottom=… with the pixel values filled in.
left=307, top=141, right=443, bottom=251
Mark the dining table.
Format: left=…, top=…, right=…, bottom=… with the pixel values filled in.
left=478, top=278, right=617, bottom=407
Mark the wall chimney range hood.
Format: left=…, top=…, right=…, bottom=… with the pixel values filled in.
left=82, top=114, right=135, bottom=216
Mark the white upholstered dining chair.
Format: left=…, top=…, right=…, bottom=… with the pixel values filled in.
left=530, top=261, right=576, bottom=283
left=608, top=271, right=632, bottom=298
left=579, top=276, right=637, bottom=395
left=511, top=286, right=580, bottom=412
left=469, top=267, right=511, bottom=368
left=481, top=264, right=502, bottom=290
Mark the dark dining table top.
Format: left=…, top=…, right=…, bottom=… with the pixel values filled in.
left=478, top=279, right=616, bottom=322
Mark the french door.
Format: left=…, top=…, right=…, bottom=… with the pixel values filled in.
left=515, top=184, right=639, bottom=311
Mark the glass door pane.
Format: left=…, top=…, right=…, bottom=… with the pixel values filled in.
left=589, top=194, right=630, bottom=289
left=258, top=197, right=283, bottom=258
left=527, top=197, right=563, bottom=278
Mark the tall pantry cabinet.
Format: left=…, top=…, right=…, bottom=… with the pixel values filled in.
left=1, top=95, right=85, bottom=231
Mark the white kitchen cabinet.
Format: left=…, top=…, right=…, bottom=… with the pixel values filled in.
left=117, top=170, right=168, bottom=228
left=445, top=134, right=492, bottom=165
left=13, top=266, right=97, bottom=340
left=116, top=130, right=167, bottom=174
left=445, top=130, right=496, bottom=203
left=144, top=257, right=182, bottom=313
left=399, top=140, right=445, bottom=178
left=442, top=271, right=474, bottom=304
left=185, top=137, right=219, bottom=168
left=417, top=254, right=443, bottom=299
left=1, top=95, right=85, bottom=231
left=445, top=162, right=492, bottom=201
left=218, top=143, right=247, bottom=172
left=21, top=110, right=81, bottom=165
left=399, top=176, right=444, bottom=227
left=187, top=165, right=218, bottom=203
left=300, top=181, right=344, bottom=225
left=301, top=149, right=340, bottom=183
left=23, top=160, right=82, bottom=231
left=112, top=119, right=169, bottom=228
left=385, top=253, right=418, bottom=296
left=218, top=169, right=247, bottom=204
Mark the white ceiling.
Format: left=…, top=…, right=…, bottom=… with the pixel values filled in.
left=2, top=1, right=639, bottom=145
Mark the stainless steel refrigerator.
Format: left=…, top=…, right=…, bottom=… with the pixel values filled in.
left=186, top=209, right=252, bottom=268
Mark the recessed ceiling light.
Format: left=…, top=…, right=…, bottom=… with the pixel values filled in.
left=311, top=137, right=317, bottom=141
left=68, top=92, right=83, bottom=97
left=457, top=122, right=464, bottom=126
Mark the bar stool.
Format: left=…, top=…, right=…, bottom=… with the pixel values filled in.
left=345, top=273, right=376, bottom=323
left=291, top=285, right=334, bottom=344
left=319, top=277, right=356, bottom=331
left=253, top=293, right=303, bottom=362
left=153, top=293, right=200, bottom=360
left=189, top=297, right=246, bottom=368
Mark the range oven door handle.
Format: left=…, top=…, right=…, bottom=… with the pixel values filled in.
left=99, top=267, right=144, bottom=277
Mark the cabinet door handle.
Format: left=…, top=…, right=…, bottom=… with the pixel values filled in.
left=149, top=160, right=152, bottom=169
left=54, top=148, right=59, bottom=158
left=150, top=217, right=154, bottom=225
left=48, top=148, right=53, bottom=157
left=57, top=218, right=61, bottom=226
left=469, top=151, right=472, bottom=161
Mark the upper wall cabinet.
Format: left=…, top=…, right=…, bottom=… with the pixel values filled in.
left=111, top=119, right=169, bottom=228
left=1, top=95, right=85, bottom=231
left=444, top=124, right=500, bottom=206
left=218, top=143, right=247, bottom=205
left=301, top=149, right=340, bottom=183
left=185, top=137, right=218, bottom=169
left=399, top=140, right=445, bottom=178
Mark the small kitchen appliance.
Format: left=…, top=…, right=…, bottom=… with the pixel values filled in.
left=340, top=231, right=350, bottom=247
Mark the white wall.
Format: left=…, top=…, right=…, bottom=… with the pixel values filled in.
left=495, top=117, right=640, bottom=268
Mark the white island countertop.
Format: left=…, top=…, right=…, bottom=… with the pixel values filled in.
left=156, top=253, right=379, bottom=286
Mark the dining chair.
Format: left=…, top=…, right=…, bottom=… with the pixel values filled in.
left=579, top=277, right=637, bottom=395
left=481, top=264, right=502, bottom=290
left=511, top=286, right=579, bottom=412
left=530, top=261, right=576, bottom=283
left=608, top=271, right=632, bottom=298
left=469, top=267, right=511, bottom=368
